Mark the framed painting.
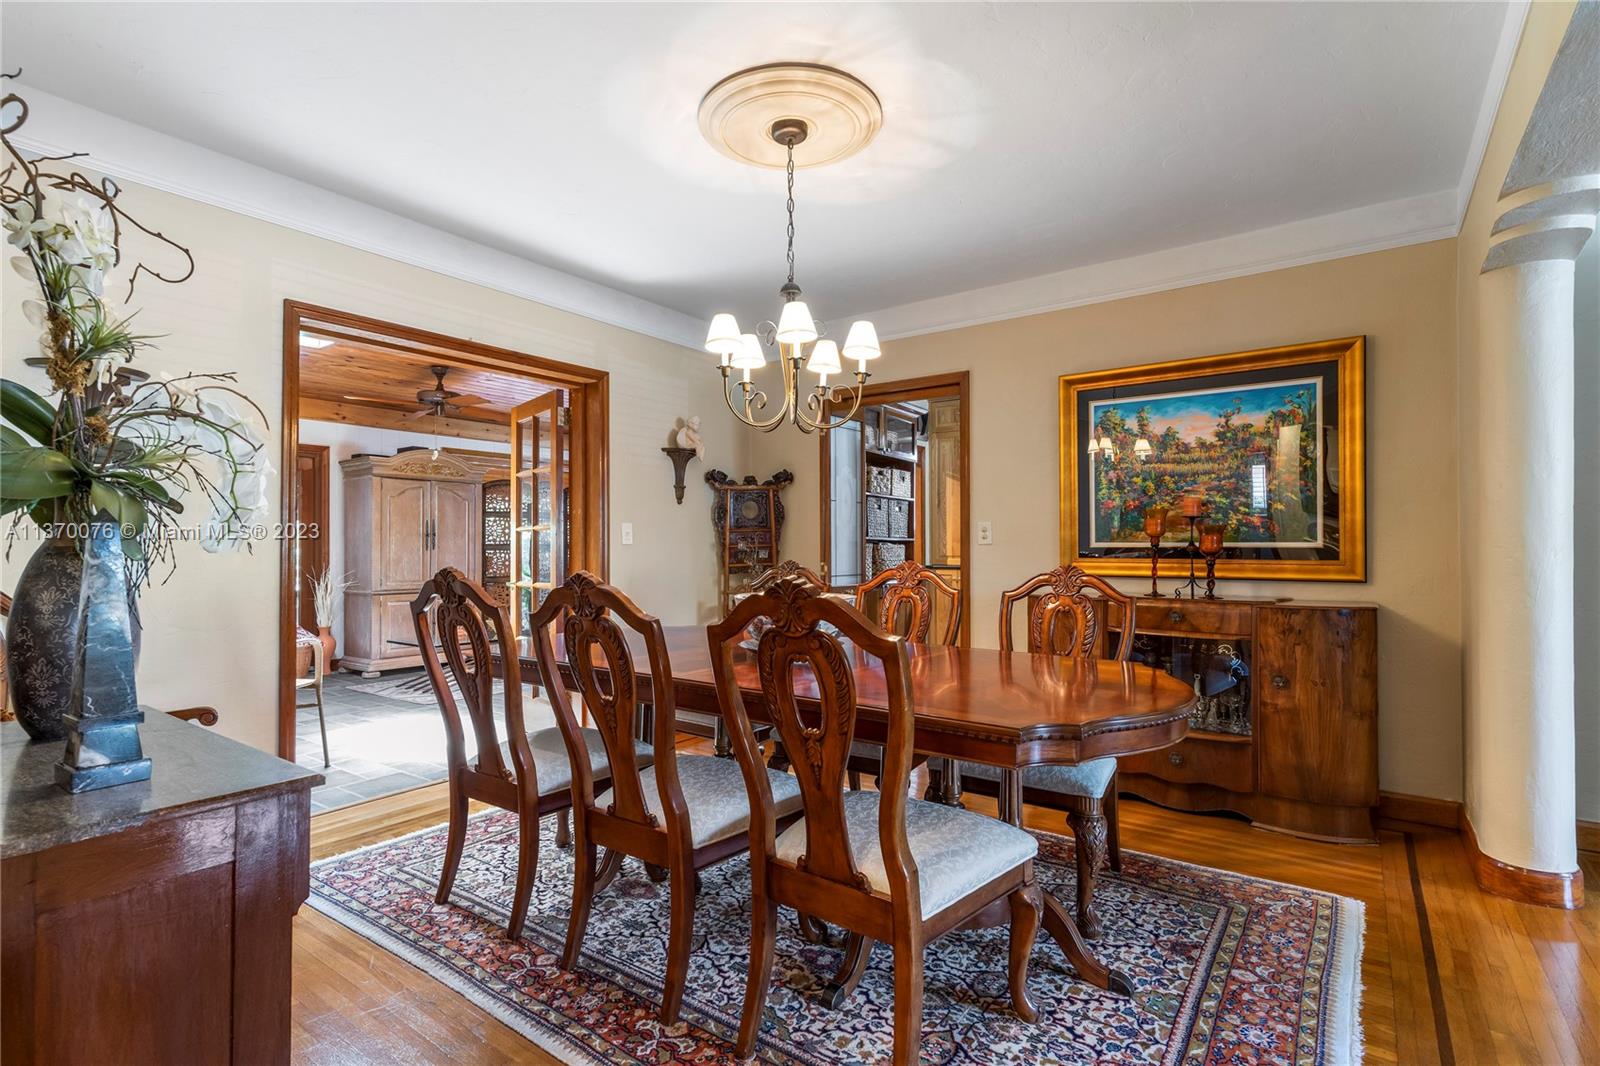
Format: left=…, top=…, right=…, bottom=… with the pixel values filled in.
left=1059, top=336, right=1366, bottom=582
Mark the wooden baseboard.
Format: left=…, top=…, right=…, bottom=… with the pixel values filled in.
left=1460, top=812, right=1585, bottom=909
left=1377, top=790, right=1462, bottom=830
left=1579, top=819, right=1600, bottom=856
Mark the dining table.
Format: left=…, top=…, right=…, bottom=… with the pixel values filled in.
left=493, top=625, right=1196, bottom=995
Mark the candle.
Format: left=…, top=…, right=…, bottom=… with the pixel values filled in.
left=1180, top=495, right=1204, bottom=518
left=1144, top=507, right=1169, bottom=538
left=1200, top=526, right=1224, bottom=555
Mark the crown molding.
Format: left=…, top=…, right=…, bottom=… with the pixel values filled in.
left=7, top=85, right=707, bottom=352
left=1456, top=1, right=1533, bottom=226
left=851, top=188, right=1461, bottom=341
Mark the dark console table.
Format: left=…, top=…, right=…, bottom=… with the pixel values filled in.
left=1, top=712, right=323, bottom=1065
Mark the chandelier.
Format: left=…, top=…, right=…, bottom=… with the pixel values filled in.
left=699, top=65, right=884, bottom=434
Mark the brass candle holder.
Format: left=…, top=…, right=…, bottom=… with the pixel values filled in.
left=1199, top=524, right=1225, bottom=599
left=1143, top=506, right=1169, bottom=598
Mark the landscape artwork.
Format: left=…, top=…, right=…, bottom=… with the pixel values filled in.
left=1086, top=378, right=1323, bottom=548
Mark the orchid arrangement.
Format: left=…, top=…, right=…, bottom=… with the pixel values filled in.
left=0, top=81, right=271, bottom=587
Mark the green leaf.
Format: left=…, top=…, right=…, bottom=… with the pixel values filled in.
left=0, top=378, right=57, bottom=446
left=0, top=446, right=76, bottom=501
left=88, top=480, right=148, bottom=533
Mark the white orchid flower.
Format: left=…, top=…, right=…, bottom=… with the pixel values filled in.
left=3, top=200, right=53, bottom=250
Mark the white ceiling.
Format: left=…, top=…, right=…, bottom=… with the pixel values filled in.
left=2, top=2, right=1513, bottom=342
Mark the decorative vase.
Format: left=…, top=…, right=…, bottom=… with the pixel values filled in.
left=5, top=532, right=142, bottom=742
left=6, top=536, right=83, bottom=741
left=317, top=626, right=337, bottom=671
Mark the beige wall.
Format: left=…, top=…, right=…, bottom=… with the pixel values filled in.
left=750, top=238, right=1463, bottom=801
left=0, top=177, right=738, bottom=754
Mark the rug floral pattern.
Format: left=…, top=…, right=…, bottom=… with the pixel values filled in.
left=309, top=811, right=1362, bottom=1065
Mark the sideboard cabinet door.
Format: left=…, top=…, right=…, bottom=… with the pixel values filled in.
left=1254, top=605, right=1378, bottom=808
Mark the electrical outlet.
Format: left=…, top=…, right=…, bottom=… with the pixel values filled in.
left=621, top=522, right=634, bottom=545
left=977, top=521, right=993, bottom=545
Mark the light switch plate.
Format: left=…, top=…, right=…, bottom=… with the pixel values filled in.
left=621, top=522, right=634, bottom=545
left=977, top=521, right=993, bottom=545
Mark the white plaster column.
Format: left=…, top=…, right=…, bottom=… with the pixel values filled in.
left=1469, top=177, right=1597, bottom=877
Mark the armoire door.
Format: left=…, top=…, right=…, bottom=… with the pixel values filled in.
left=430, top=481, right=480, bottom=575
left=376, top=477, right=429, bottom=591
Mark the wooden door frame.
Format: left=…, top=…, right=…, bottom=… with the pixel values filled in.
left=294, top=443, right=330, bottom=635
left=278, top=300, right=610, bottom=761
left=819, top=371, right=971, bottom=646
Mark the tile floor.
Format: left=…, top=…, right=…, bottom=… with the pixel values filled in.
left=294, top=668, right=549, bottom=814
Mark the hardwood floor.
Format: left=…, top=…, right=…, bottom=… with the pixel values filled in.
left=293, top=738, right=1600, bottom=1065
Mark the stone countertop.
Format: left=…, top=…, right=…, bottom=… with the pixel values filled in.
left=2, top=712, right=324, bottom=860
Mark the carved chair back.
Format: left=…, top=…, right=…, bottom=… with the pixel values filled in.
left=854, top=560, right=962, bottom=646
left=411, top=568, right=537, bottom=799
left=711, top=578, right=922, bottom=913
left=997, top=565, right=1135, bottom=661
left=527, top=572, right=677, bottom=836
left=749, top=559, right=826, bottom=593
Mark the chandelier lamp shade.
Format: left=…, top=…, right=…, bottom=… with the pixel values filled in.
left=698, top=64, right=885, bottom=434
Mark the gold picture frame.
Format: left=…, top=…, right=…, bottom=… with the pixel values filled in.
left=1059, top=336, right=1366, bottom=582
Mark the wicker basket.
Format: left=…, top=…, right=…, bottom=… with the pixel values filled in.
left=887, top=498, right=911, bottom=540
left=891, top=468, right=913, bottom=498
left=866, top=496, right=889, bottom=539
left=868, top=466, right=893, bottom=496
left=875, top=541, right=906, bottom=569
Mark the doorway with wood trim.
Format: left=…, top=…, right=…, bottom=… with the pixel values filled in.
left=820, top=372, right=970, bottom=646
left=278, top=301, right=609, bottom=810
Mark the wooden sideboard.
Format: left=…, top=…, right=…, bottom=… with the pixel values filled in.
left=341, top=449, right=501, bottom=674
left=1102, top=596, right=1378, bottom=843
left=1, top=713, right=322, bottom=1065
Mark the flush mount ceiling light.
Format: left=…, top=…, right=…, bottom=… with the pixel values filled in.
left=699, top=63, right=884, bottom=434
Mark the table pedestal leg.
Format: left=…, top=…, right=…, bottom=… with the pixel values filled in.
left=1040, top=892, right=1132, bottom=996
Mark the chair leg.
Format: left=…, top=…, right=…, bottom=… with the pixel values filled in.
left=796, top=911, right=830, bottom=944
left=891, top=935, right=926, bottom=1066
left=555, top=807, right=572, bottom=849
left=1105, top=773, right=1122, bottom=872
left=435, top=779, right=468, bottom=905
left=507, top=805, right=540, bottom=940
left=999, top=769, right=1023, bottom=827
left=315, top=685, right=330, bottom=769
left=594, top=847, right=625, bottom=894
left=1067, top=798, right=1108, bottom=940
left=1007, top=878, right=1043, bottom=1022
left=659, top=859, right=697, bottom=1024
left=847, top=769, right=863, bottom=791
left=823, top=933, right=874, bottom=1009
left=735, top=896, right=779, bottom=1059
left=563, top=838, right=598, bottom=970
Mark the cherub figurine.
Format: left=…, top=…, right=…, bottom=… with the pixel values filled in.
left=673, top=415, right=705, bottom=460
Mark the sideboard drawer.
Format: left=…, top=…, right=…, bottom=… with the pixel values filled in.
left=1106, top=599, right=1254, bottom=639
left=1121, top=735, right=1254, bottom=793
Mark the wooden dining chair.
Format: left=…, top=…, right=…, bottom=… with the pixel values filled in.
left=962, top=564, right=1134, bottom=938
left=850, top=560, right=962, bottom=795
left=712, top=577, right=1042, bottom=1063
left=528, top=571, right=804, bottom=1025
left=749, top=558, right=826, bottom=592
left=411, top=567, right=654, bottom=940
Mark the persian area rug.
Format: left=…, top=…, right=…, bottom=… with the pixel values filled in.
left=309, top=811, right=1364, bottom=1065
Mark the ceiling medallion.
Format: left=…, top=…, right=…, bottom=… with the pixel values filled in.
left=699, top=64, right=883, bottom=435
left=698, top=62, right=883, bottom=169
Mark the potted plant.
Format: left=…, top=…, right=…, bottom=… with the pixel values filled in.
left=1, top=83, right=269, bottom=739
left=310, top=567, right=353, bottom=670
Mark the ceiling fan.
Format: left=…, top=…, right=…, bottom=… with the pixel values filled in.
left=342, top=365, right=493, bottom=420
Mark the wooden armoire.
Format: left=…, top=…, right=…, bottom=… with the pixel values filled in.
left=339, top=450, right=502, bottom=674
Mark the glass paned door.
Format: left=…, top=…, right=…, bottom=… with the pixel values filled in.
left=509, top=392, right=567, bottom=636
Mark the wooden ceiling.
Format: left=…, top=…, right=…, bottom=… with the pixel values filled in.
left=297, top=333, right=556, bottom=443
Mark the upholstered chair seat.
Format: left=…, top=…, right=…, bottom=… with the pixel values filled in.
left=596, top=753, right=802, bottom=848
left=503, top=728, right=655, bottom=798
left=775, top=791, right=1038, bottom=919
left=961, top=756, right=1117, bottom=799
